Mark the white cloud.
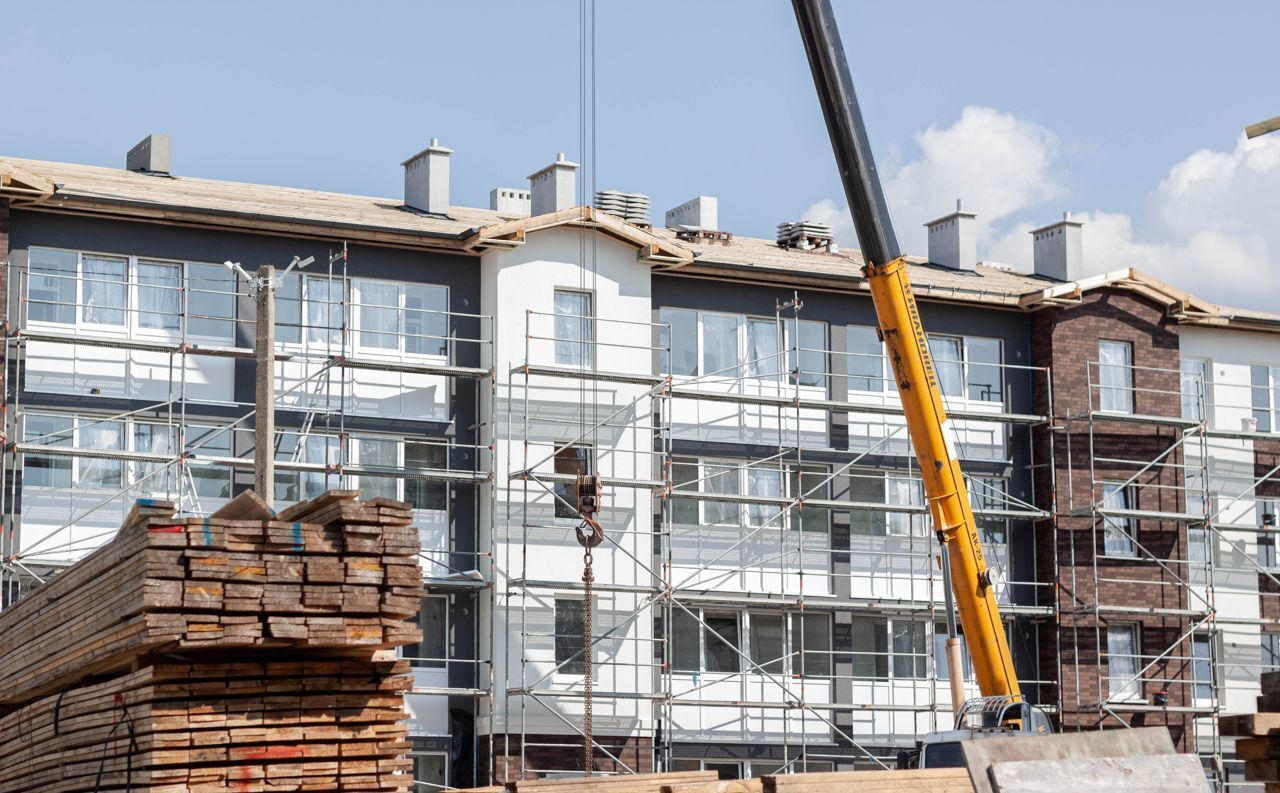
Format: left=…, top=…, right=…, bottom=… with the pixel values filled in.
left=803, top=107, right=1280, bottom=312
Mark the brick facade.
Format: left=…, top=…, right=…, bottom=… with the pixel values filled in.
left=1032, top=288, right=1193, bottom=749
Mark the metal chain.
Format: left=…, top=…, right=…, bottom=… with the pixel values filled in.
left=582, top=545, right=594, bottom=775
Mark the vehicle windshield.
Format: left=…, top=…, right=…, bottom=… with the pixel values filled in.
left=921, top=741, right=965, bottom=768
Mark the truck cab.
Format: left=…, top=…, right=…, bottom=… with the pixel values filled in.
left=896, top=696, right=1054, bottom=769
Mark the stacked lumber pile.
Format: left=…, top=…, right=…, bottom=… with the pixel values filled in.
left=462, top=768, right=969, bottom=793
left=505, top=771, right=720, bottom=793
left=1223, top=669, right=1280, bottom=789
left=764, top=768, right=972, bottom=793
left=0, top=490, right=425, bottom=793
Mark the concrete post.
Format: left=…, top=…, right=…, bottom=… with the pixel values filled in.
left=254, top=265, right=275, bottom=503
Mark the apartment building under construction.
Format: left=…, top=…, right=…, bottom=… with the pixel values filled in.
left=3, top=138, right=1280, bottom=790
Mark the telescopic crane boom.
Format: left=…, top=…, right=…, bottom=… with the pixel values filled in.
left=791, top=0, right=1021, bottom=702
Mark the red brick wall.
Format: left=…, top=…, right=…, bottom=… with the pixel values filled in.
left=481, top=734, right=654, bottom=784
left=1032, top=288, right=1192, bottom=749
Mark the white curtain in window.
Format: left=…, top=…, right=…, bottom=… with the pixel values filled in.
left=704, top=463, right=738, bottom=525
left=137, top=262, right=181, bottom=331
left=1102, top=483, right=1136, bottom=556
left=80, top=420, right=124, bottom=489
left=133, top=422, right=175, bottom=493
left=887, top=476, right=924, bottom=536
left=1107, top=625, right=1141, bottom=700
left=928, top=336, right=963, bottom=397
left=659, top=309, right=698, bottom=376
left=405, top=284, right=448, bottom=357
left=702, top=315, right=739, bottom=379
left=359, top=282, right=400, bottom=350
left=847, top=325, right=884, bottom=393
left=187, top=262, right=235, bottom=339
left=1098, top=341, right=1134, bottom=412
left=554, top=290, right=592, bottom=366
left=746, top=319, right=781, bottom=379
left=1179, top=359, right=1206, bottom=422
left=746, top=466, right=781, bottom=527
left=82, top=255, right=126, bottom=326
left=358, top=438, right=399, bottom=500
left=307, top=277, right=346, bottom=347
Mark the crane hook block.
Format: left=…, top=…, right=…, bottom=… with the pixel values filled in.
left=575, top=473, right=605, bottom=548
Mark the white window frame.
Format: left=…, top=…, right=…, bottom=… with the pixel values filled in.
left=1098, top=340, right=1135, bottom=414
left=1101, top=481, right=1138, bottom=558
left=1180, top=357, right=1209, bottom=424
left=553, top=288, right=595, bottom=368
left=655, top=307, right=829, bottom=392
left=352, top=278, right=450, bottom=360
left=670, top=457, right=830, bottom=533
left=1252, top=364, right=1280, bottom=433
left=407, top=594, right=448, bottom=669
left=1106, top=623, right=1143, bottom=701
left=846, top=324, right=888, bottom=394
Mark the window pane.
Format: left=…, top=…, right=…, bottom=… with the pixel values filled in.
left=23, top=414, right=73, bottom=488
left=553, top=445, right=590, bottom=518
left=186, top=424, right=232, bottom=500
left=359, top=282, right=400, bottom=350
left=702, top=314, right=739, bottom=378
left=187, top=262, right=235, bottom=339
left=136, top=261, right=181, bottom=330
left=670, top=460, right=699, bottom=525
left=27, top=248, right=78, bottom=324
left=750, top=613, right=785, bottom=674
left=887, top=475, right=925, bottom=536
left=703, top=463, right=738, bottom=526
left=1180, top=359, right=1206, bottom=422
left=850, top=470, right=886, bottom=536
left=79, top=420, right=124, bottom=489
left=704, top=613, right=740, bottom=673
left=928, top=336, right=963, bottom=397
left=412, top=597, right=447, bottom=669
left=358, top=438, right=399, bottom=500
left=892, top=620, right=926, bottom=679
left=554, top=598, right=587, bottom=674
left=1265, top=634, right=1280, bottom=674
left=659, top=308, right=698, bottom=376
left=1107, top=625, right=1140, bottom=700
left=847, top=325, right=884, bottom=392
left=554, top=290, right=593, bottom=366
left=405, top=284, right=448, bottom=357
left=133, top=422, right=176, bottom=493
left=1102, top=483, right=1136, bottom=557
left=301, top=435, right=340, bottom=499
left=672, top=609, right=700, bottom=671
left=791, top=613, right=830, bottom=677
left=1192, top=636, right=1211, bottom=699
left=966, top=337, right=1002, bottom=403
left=1099, top=341, right=1134, bottom=413
left=405, top=442, right=447, bottom=511
left=307, top=277, right=346, bottom=347
left=851, top=617, right=887, bottom=678
left=789, top=320, right=827, bottom=388
left=82, top=255, right=126, bottom=326
left=413, top=754, right=447, bottom=790
left=747, top=466, right=781, bottom=527
left=790, top=465, right=830, bottom=533
left=275, top=273, right=302, bottom=344
left=746, top=319, right=782, bottom=379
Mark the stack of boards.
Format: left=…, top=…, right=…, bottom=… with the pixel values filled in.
left=1224, top=670, right=1280, bottom=790
left=0, top=489, right=425, bottom=793
left=457, top=767, right=971, bottom=793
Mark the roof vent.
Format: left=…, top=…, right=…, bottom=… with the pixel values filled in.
left=594, top=190, right=651, bottom=226
left=528, top=153, right=579, bottom=215
left=402, top=138, right=453, bottom=215
left=665, top=196, right=718, bottom=232
left=1031, top=212, right=1085, bottom=281
left=126, top=134, right=171, bottom=174
left=490, top=188, right=531, bottom=216
left=776, top=220, right=835, bottom=251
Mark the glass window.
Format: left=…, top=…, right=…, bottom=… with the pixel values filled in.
left=405, top=442, right=448, bottom=511
left=1253, top=364, right=1277, bottom=433
left=553, top=445, right=591, bottom=519
left=887, top=474, right=926, bottom=536
left=928, top=335, right=963, bottom=397
left=554, top=598, right=588, bottom=674
left=1264, top=633, right=1280, bottom=675
left=299, top=434, right=341, bottom=501
left=405, top=284, right=448, bottom=357
left=187, top=262, right=235, bottom=339
left=967, top=337, right=1002, bottom=403
left=275, top=272, right=303, bottom=344
left=670, top=460, right=700, bottom=525
left=788, top=319, right=827, bottom=388
left=79, top=419, right=124, bottom=489
left=702, top=314, right=740, bottom=379
left=27, top=248, right=78, bottom=324
left=1192, top=635, right=1212, bottom=699
left=749, top=613, right=785, bottom=675
left=357, top=437, right=399, bottom=500
left=847, top=325, right=884, bottom=393
left=412, top=596, right=447, bottom=669
left=746, top=318, right=782, bottom=379
left=1102, top=482, right=1137, bottom=557
left=306, top=276, right=345, bottom=347
left=136, top=261, right=181, bottom=331
left=790, top=464, right=830, bottom=533
left=658, top=308, right=698, bottom=376
left=132, top=422, right=176, bottom=493
left=357, top=281, right=400, bottom=350
left=892, top=620, right=927, bottom=679
left=703, top=462, right=738, bottom=526
left=704, top=612, right=740, bottom=673
left=746, top=466, right=782, bottom=527
left=1098, top=340, right=1134, bottom=413
left=22, top=414, right=73, bottom=488
left=850, top=470, right=886, bottom=536
left=553, top=289, right=593, bottom=367
left=412, top=753, right=447, bottom=791
left=1107, top=624, right=1141, bottom=700
left=671, top=609, right=701, bottom=672
left=1180, top=359, right=1207, bottom=423
left=934, top=625, right=974, bottom=682
left=851, top=617, right=888, bottom=678
left=82, top=255, right=127, bottom=326
left=790, top=612, right=831, bottom=677
left=186, top=424, right=232, bottom=501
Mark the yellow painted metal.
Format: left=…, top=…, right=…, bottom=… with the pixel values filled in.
left=865, top=256, right=1022, bottom=700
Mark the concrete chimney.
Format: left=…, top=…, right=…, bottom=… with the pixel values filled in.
left=126, top=134, right=171, bottom=174
left=490, top=187, right=531, bottom=216
left=528, top=153, right=579, bottom=215
left=402, top=138, right=453, bottom=215
left=1031, top=212, right=1085, bottom=281
left=925, top=199, right=978, bottom=270
left=664, top=196, right=718, bottom=231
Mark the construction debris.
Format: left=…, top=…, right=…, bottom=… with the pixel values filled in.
left=0, top=489, right=424, bottom=793
left=775, top=220, right=834, bottom=251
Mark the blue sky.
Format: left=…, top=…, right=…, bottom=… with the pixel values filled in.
left=3, top=1, right=1278, bottom=308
